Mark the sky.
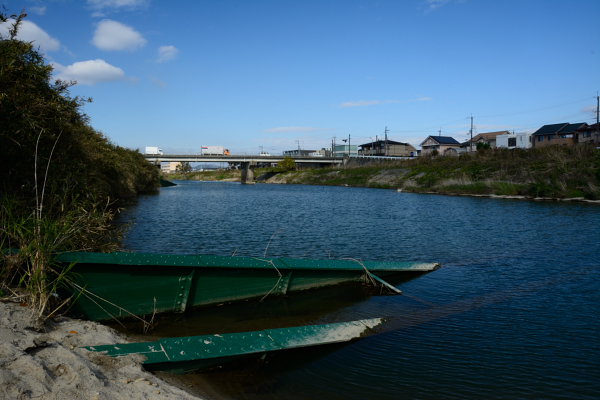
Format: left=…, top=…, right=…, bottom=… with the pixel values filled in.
left=2, top=0, right=599, bottom=155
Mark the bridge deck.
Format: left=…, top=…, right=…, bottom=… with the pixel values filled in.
left=144, top=154, right=344, bottom=163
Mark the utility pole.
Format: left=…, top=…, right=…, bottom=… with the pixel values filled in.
left=594, top=92, right=600, bottom=146
left=333, top=136, right=337, bottom=157
left=384, top=126, right=389, bottom=156
left=348, top=134, right=351, bottom=157
left=469, top=114, right=474, bottom=152
left=438, top=128, right=441, bottom=136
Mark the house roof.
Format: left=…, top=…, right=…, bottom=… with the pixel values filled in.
left=559, top=123, right=587, bottom=134
left=532, top=123, right=569, bottom=136
left=577, top=123, right=599, bottom=132
left=420, top=136, right=460, bottom=146
left=468, top=131, right=510, bottom=142
left=359, top=140, right=411, bottom=147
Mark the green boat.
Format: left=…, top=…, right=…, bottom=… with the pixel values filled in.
left=56, top=252, right=439, bottom=321
left=83, top=318, right=389, bottom=374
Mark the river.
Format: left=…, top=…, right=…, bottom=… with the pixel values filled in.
left=115, top=181, right=600, bottom=399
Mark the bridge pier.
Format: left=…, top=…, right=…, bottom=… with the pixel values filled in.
left=240, top=161, right=256, bottom=184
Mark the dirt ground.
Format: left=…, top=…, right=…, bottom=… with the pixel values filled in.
left=0, top=300, right=202, bottom=400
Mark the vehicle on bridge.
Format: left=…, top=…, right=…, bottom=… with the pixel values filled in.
left=202, top=146, right=230, bottom=156
left=145, top=146, right=163, bottom=155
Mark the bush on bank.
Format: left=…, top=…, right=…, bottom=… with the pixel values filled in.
left=0, top=10, right=159, bottom=319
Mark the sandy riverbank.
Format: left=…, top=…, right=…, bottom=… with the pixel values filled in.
left=0, top=300, right=201, bottom=400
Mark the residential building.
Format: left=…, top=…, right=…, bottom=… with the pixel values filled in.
left=496, top=132, right=533, bottom=149
left=462, top=131, right=510, bottom=151
left=575, top=123, right=600, bottom=145
left=358, top=140, right=417, bottom=157
left=532, top=122, right=587, bottom=148
left=161, top=162, right=181, bottom=173
left=420, top=136, right=460, bottom=155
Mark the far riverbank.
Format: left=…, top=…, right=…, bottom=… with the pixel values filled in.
left=166, top=145, right=600, bottom=202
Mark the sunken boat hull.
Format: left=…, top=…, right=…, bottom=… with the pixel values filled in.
left=56, top=252, right=439, bottom=321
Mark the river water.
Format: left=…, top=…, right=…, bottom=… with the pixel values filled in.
left=116, top=181, right=600, bottom=399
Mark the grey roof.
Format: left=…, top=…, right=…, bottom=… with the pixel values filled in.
left=559, top=123, right=587, bottom=134
left=533, top=123, right=569, bottom=135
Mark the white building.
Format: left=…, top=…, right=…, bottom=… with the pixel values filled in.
left=496, top=132, right=533, bottom=149
left=161, top=162, right=181, bottom=173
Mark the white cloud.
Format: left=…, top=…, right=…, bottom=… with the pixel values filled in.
left=425, top=0, right=451, bottom=12
left=263, top=127, right=320, bottom=134
left=582, top=105, right=597, bottom=116
left=418, top=97, right=433, bottom=101
left=87, top=0, right=148, bottom=11
left=92, top=19, right=146, bottom=51
left=52, top=59, right=126, bottom=85
left=150, top=76, right=167, bottom=88
left=156, top=45, right=179, bottom=63
left=30, top=6, right=47, bottom=15
left=0, top=19, right=60, bottom=51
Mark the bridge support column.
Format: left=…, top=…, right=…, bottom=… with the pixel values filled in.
left=240, top=161, right=256, bottom=184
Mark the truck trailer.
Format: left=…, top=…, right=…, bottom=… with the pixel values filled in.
left=145, top=147, right=163, bottom=155
left=201, top=146, right=230, bottom=156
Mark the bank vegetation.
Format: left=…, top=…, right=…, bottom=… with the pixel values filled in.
left=258, top=145, right=600, bottom=200
left=1, top=11, right=159, bottom=319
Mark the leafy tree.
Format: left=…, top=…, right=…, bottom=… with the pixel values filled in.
left=277, top=156, right=296, bottom=171
left=0, top=9, right=159, bottom=318
left=176, top=161, right=192, bottom=173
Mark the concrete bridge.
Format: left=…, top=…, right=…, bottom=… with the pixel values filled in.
left=144, top=154, right=345, bottom=184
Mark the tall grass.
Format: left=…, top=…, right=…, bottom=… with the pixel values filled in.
left=0, top=196, right=123, bottom=321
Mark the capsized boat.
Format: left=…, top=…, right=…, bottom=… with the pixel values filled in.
left=56, top=252, right=439, bottom=321
left=83, top=317, right=389, bottom=374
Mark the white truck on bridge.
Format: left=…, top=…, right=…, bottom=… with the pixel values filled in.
left=145, top=147, right=163, bottom=155
left=201, top=146, right=230, bottom=156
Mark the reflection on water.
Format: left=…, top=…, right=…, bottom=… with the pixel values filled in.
left=115, top=182, right=600, bottom=399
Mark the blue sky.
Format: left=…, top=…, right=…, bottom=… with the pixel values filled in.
left=2, top=0, right=599, bottom=154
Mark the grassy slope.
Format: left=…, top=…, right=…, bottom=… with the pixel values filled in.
left=254, top=146, right=600, bottom=200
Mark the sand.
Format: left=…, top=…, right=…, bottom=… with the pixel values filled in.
left=0, top=300, right=202, bottom=400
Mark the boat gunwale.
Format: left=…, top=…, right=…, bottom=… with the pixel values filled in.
left=55, top=251, right=440, bottom=272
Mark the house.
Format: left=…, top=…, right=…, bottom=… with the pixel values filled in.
left=462, top=131, right=510, bottom=151
left=358, top=140, right=417, bottom=157
left=531, top=122, right=587, bottom=148
left=496, top=132, right=533, bottom=149
left=575, top=123, right=599, bottom=145
left=420, top=136, right=460, bottom=155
